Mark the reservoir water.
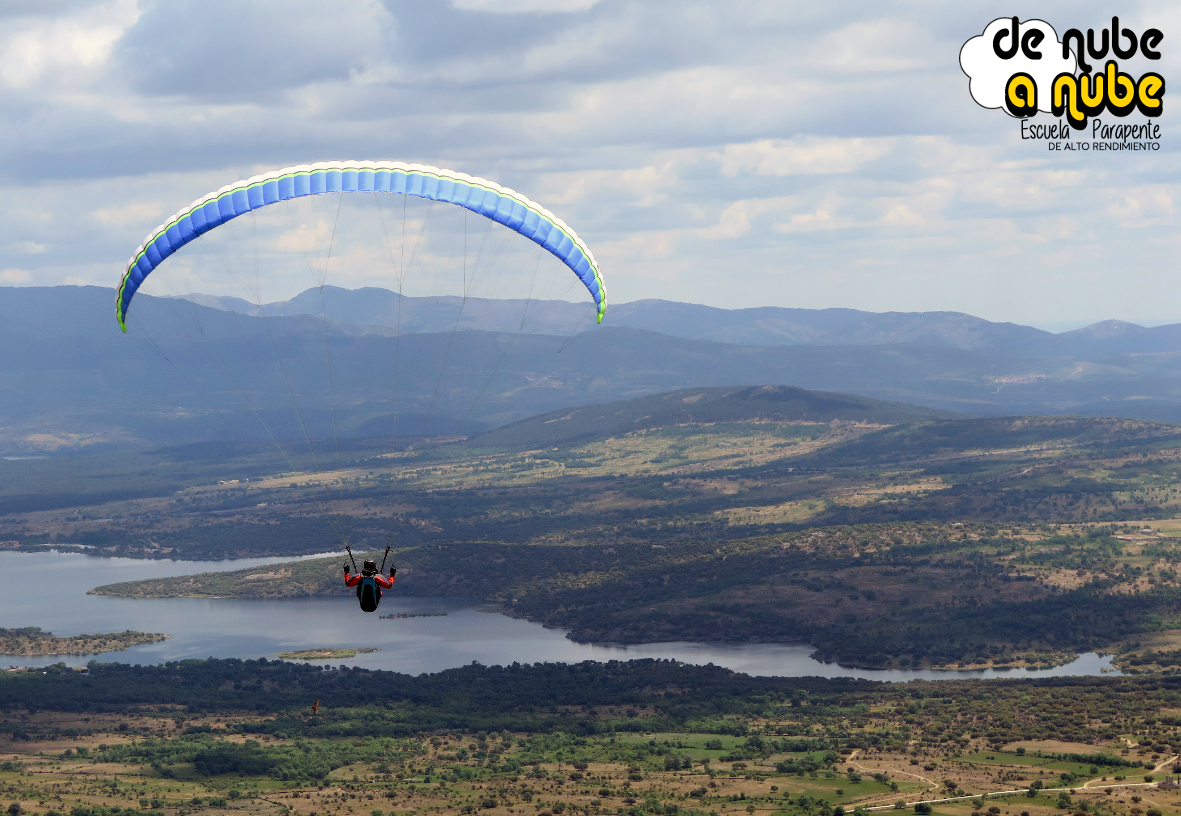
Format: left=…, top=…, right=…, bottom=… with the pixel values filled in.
left=0, top=550, right=1120, bottom=680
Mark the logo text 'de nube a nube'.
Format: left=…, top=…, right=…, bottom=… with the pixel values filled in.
left=960, top=17, right=1165, bottom=132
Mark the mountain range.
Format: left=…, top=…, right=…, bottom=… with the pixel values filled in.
left=182, top=285, right=1181, bottom=353
left=6, top=284, right=1181, bottom=454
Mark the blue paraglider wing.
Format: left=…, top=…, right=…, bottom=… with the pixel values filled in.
left=116, top=161, right=605, bottom=330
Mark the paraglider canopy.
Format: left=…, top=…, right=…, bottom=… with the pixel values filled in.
left=111, top=160, right=608, bottom=564
left=116, top=161, right=606, bottom=331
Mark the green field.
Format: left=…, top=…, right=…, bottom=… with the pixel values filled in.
left=5, top=658, right=1179, bottom=816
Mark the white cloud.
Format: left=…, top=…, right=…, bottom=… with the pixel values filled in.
left=695, top=201, right=754, bottom=240
left=450, top=0, right=600, bottom=12
left=881, top=203, right=923, bottom=226
left=694, top=198, right=792, bottom=240
left=0, top=268, right=32, bottom=283
left=808, top=19, right=933, bottom=73
left=1105, top=188, right=1177, bottom=226
left=715, top=137, right=894, bottom=176
left=0, top=0, right=137, bottom=91
left=534, top=161, right=684, bottom=210
left=773, top=194, right=845, bottom=234
left=93, top=200, right=165, bottom=227
left=595, top=230, right=679, bottom=263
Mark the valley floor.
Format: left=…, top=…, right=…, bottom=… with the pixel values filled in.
left=4, top=660, right=1181, bottom=816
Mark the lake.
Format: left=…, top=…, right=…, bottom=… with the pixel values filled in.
left=0, top=550, right=1120, bottom=680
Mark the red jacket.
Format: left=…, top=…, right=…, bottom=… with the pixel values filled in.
left=345, top=572, right=394, bottom=589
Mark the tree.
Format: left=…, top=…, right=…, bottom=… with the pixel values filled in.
left=915, top=805, right=933, bottom=815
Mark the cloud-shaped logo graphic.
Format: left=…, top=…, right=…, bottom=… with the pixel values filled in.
left=960, top=18, right=1077, bottom=114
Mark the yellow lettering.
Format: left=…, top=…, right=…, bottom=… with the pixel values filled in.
left=1106, top=61, right=1135, bottom=110
left=1052, top=74, right=1085, bottom=128
left=1079, top=73, right=1104, bottom=110
left=1138, top=74, right=1164, bottom=111
left=1006, top=74, right=1037, bottom=112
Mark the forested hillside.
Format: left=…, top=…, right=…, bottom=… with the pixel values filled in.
left=62, top=398, right=1181, bottom=670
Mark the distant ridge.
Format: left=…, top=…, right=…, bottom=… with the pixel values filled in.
left=179, top=286, right=1181, bottom=353
left=471, top=385, right=961, bottom=448
left=9, top=285, right=1181, bottom=454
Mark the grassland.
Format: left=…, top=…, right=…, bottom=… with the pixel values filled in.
left=4, top=660, right=1181, bottom=816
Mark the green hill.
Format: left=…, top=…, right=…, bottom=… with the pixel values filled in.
left=470, top=384, right=962, bottom=449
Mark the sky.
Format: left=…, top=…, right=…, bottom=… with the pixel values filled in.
left=0, top=0, right=1178, bottom=328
